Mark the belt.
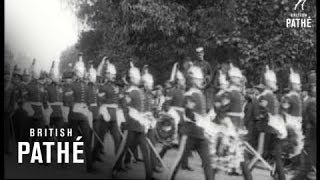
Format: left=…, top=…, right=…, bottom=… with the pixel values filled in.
left=73, top=102, right=88, bottom=107
left=171, top=106, right=185, bottom=112
left=89, top=103, right=98, bottom=107
left=226, top=112, right=244, bottom=118
left=101, top=104, right=118, bottom=108
left=48, top=102, right=63, bottom=106
left=29, top=102, right=43, bottom=106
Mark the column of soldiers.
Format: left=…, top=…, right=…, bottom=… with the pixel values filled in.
left=4, top=47, right=316, bottom=180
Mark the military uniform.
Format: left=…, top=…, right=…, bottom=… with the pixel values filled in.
left=92, top=81, right=122, bottom=160
left=113, top=85, right=153, bottom=180
left=159, top=84, right=186, bottom=158
left=170, top=87, right=213, bottom=180
left=67, top=79, right=93, bottom=172
left=256, top=88, right=286, bottom=180
left=46, top=82, right=64, bottom=131
left=222, top=84, right=252, bottom=180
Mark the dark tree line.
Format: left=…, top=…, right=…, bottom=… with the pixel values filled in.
left=60, top=0, right=316, bottom=92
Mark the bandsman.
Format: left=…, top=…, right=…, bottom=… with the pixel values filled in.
left=66, top=53, right=94, bottom=172
left=169, top=63, right=213, bottom=180
left=92, top=58, right=122, bottom=162
left=255, top=65, right=287, bottom=180
left=223, top=63, right=252, bottom=180
left=112, top=61, right=154, bottom=180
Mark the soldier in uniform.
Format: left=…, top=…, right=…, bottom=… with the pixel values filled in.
left=141, top=65, right=161, bottom=173
left=159, top=62, right=193, bottom=171
left=255, top=66, right=287, bottom=180
left=280, top=68, right=304, bottom=159
left=223, top=63, right=252, bottom=180
left=23, top=60, right=49, bottom=164
left=92, top=58, right=122, bottom=162
left=292, top=70, right=316, bottom=180
left=112, top=62, right=154, bottom=180
left=46, top=61, right=65, bottom=141
left=168, top=64, right=214, bottom=180
left=66, top=53, right=94, bottom=172
left=11, top=65, right=31, bottom=143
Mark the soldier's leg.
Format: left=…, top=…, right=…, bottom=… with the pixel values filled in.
left=92, top=117, right=109, bottom=161
left=147, top=128, right=159, bottom=171
left=240, top=151, right=253, bottom=180
left=137, top=132, right=153, bottom=180
left=109, top=120, right=122, bottom=154
left=196, top=138, right=214, bottom=180
left=168, top=135, right=193, bottom=180
left=274, top=139, right=286, bottom=180
left=113, top=130, right=137, bottom=171
left=78, top=117, right=94, bottom=172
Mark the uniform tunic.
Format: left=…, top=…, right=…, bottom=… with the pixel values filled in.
left=99, top=82, right=120, bottom=122
left=26, top=80, right=45, bottom=119
left=224, top=85, right=245, bottom=128
left=87, top=83, right=99, bottom=119
left=180, top=87, right=206, bottom=139
left=282, top=91, right=302, bottom=117
left=124, top=85, right=145, bottom=133
left=46, top=83, right=63, bottom=118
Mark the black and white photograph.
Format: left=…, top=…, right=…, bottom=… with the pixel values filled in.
left=4, top=0, right=317, bottom=179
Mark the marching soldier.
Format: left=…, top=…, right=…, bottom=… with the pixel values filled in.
left=223, top=63, right=252, bottom=180
left=291, top=70, right=316, bottom=180
left=45, top=61, right=65, bottom=141
left=11, top=65, right=31, bottom=143
left=280, top=68, right=304, bottom=159
left=159, top=62, right=193, bottom=171
left=92, top=58, right=122, bottom=162
left=255, top=66, right=287, bottom=180
left=112, top=62, right=154, bottom=180
left=66, top=53, right=94, bottom=172
left=23, top=60, right=50, bottom=164
left=141, top=65, right=160, bottom=172
left=169, top=63, right=214, bottom=180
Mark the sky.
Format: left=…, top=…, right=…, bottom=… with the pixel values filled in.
left=5, top=0, right=79, bottom=71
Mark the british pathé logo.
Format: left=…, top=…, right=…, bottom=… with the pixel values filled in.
left=286, top=0, right=312, bottom=28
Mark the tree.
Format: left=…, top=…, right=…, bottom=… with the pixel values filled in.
left=64, top=0, right=316, bottom=90
left=59, top=45, right=80, bottom=74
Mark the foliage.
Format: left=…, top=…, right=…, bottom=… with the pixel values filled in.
left=59, top=45, right=79, bottom=74
left=63, top=0, right=316, bottom=90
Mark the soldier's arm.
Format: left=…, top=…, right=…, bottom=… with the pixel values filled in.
left=184, top=95, right=196, bottom=121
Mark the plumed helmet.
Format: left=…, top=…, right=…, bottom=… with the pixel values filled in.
left=62, top=63, right=74, bottom=79
left=289, top=68, right=301, bottom=85
left=187, top=63, right=204, bottom=79
left=176, top=70, right=185, bottom=81
left=129, top=61, right=141, bottom=82
left=196, top=47, right=204, bottom=53
left=13, top=64, right=22, bottom=76
left=228, top=63, right=243, bottom=78
left=88, top=62, right=97, bottom=83
left=106, top=60, right=116, bottom=75
left=74, top=55, right=86, bottom=78
left=31, top=59, right=41, bottom=79
left=218, top=70, right=229, bottom=86
left=49, top=61, right=60, bottom=82
left=307, top=70, right=316, bottom=85
left=39, top=70, right=48, bottom=80
left=264, top=65, right=277, bottom=83
left=141, top=65, right=154, bottom=87
left=97, top=57, right=106, bottom=77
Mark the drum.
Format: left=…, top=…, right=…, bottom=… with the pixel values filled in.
left=155, top=113, right=177, bottom=146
